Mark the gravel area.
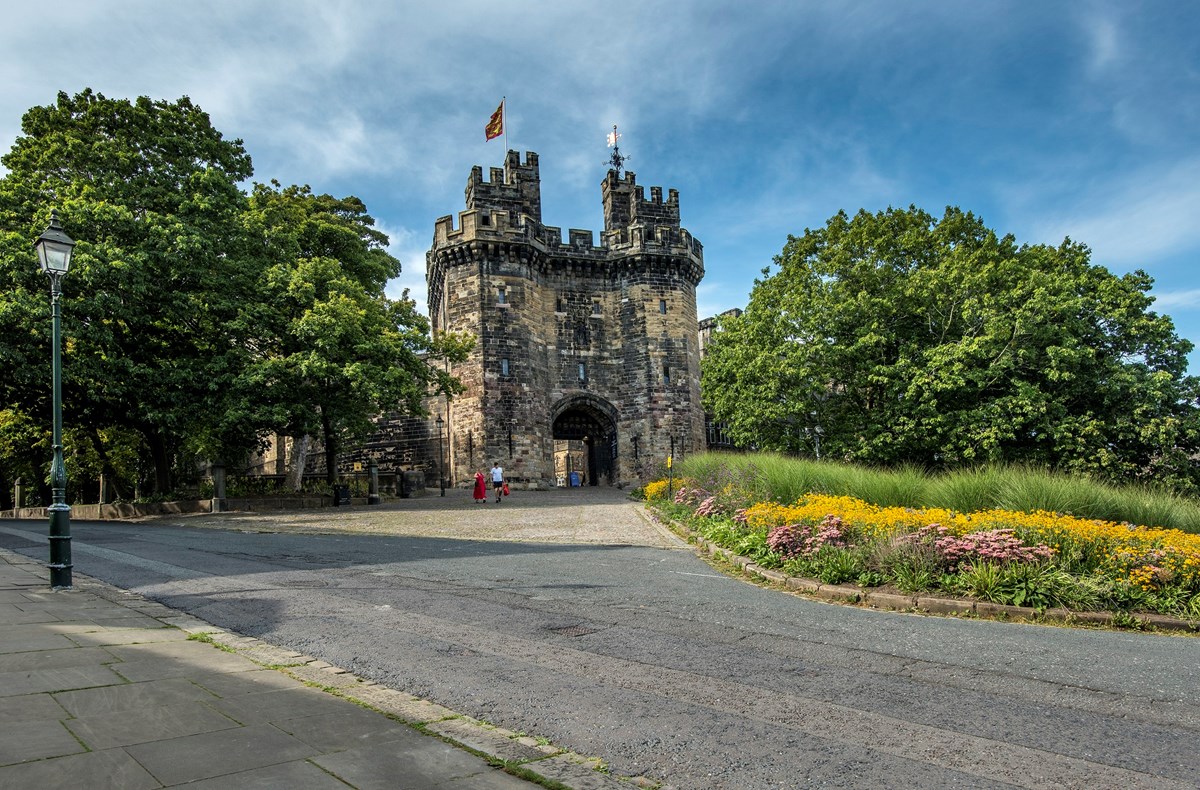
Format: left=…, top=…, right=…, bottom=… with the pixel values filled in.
left=140, top=486, right=685, bottom=549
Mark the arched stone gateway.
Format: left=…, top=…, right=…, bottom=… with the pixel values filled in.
left=551, top=395, right=618, bottom=486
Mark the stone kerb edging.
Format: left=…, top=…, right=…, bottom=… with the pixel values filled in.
left=654, top=512, right=1198, bottom=634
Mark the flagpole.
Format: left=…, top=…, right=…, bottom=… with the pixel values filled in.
left=502, top=96, right=508, bottom=155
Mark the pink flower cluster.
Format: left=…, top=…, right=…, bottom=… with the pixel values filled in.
left=674, top=485, right=710, bottom=506
left=904, top=524, right=1054, bottom=569
left=694, top=496, right=719, bottom=517
left=767, top=515, right=849, bottom=559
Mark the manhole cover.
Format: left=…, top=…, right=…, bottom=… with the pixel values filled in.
left=548, top=624, right=601, bottom=638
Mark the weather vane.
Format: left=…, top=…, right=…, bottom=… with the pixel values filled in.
left=606, top=124, right=628, bottom=175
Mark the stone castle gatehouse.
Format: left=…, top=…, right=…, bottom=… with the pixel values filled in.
left=427, top=150, right=705, bottom=488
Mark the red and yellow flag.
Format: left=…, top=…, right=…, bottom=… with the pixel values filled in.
left=485, top=100, right=504, bottom=141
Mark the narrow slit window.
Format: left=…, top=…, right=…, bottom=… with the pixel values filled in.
left=501, top=358, right=510, bottom=376
left=556, top=296, right=564, bottom=312
left=659, top=299, right=667, bottom=314
left=497, top=287, right=507, bottom=304
left=663, top=364, right=671, bottom=384
left=578, top=363, right=587, bottom=381
left=592, top=301, right=601, bottom=315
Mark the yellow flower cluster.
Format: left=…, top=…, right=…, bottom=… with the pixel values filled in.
left=741, top=494, right=1200, bottom=590
left=642, top=480, right=670, bottom=501
left=742, top=495, right=971, bottom=540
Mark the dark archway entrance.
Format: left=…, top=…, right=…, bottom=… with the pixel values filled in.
left=551, top=396, right=617, bottom=486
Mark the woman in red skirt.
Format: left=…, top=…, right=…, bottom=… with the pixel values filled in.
left=473, top=470, right=487, bottom=504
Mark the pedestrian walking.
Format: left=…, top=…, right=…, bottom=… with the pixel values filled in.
left=491, top=462, right=504, bottom=503
left=473, top=470, right=487, bottom=504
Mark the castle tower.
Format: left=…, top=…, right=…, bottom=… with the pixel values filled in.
left=427, top=151, right=705, bottom=488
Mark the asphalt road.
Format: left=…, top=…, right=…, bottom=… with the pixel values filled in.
left=3, top=490, right=1198, bottom=789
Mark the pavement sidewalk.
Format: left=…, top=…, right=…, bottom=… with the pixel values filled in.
left=0, top=549, right=640, bottom=790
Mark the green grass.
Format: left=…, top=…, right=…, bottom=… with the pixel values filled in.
left=674, top=452, right=1200, bottom=534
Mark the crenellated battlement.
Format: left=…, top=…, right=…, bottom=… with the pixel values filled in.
left=435, top=151, right=698, bottom=270
left=432, top=203, right=702, bottom=268
left=465, top=149, right=541, bottom=223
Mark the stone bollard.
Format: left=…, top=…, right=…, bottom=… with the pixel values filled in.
left=12, top=478, right=21, bottom=510
left=210, top=462, right=226, bottom=513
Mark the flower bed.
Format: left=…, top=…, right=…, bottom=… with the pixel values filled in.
left=650, top=481, right=1200, bottom=623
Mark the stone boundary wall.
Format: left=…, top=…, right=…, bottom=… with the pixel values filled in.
left=0, top=494, right=439, bottom=521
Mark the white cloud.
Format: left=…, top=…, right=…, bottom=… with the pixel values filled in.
left=1084, top=14, right=1121, bottom=73
left=378, top=221, right=429, bottom=316
left=1027, top=158, right=1200, bottom=267
left=1151, top=289, right=1200, bottom=311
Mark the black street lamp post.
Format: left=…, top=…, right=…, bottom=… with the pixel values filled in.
left=35, top=212, right=76, bottom=590
left=435, top=415, right=445, bottom=497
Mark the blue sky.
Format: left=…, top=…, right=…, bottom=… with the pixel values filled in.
left=3, top=1, right=1199, bottom=366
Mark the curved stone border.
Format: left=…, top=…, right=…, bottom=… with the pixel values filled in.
left=653, top=511, right=1198, bottom=634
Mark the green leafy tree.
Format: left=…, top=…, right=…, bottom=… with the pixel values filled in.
left=240, top=183, right=469, bottom=484
left=702, top=206, right=1200, bottom=490
left=0, top=89, right=257, bottom=496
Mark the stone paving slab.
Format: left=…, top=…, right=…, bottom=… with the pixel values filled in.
left=0, top=746, right=161, bottom=790
left=0, top=627, right=79, bottom=654
left=65, top=700, right=239, bottom=749
left=270, top=708, right=422, bottom=751
left=124, top=722, right=321, bottom=784
left=52, top=676, right=216, bottom=717
left=310, top=738, right=536, bottom=789
left=0, top=645, right=115, bottom=673
left=0, top=718, right=86, bottom=764
left=207, top=686, right=368, bottom=725
left=179, top=758, right=354, bottom=789
left=0, top=663, right=126, bottom=697
left=0, top=692, right=67, bottom=724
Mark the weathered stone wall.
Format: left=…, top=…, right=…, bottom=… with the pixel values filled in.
left=427, top=151, right=705, bottom=488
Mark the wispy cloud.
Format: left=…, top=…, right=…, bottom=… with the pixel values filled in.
left=1151, top=289, right=1200, bottom=311
left=1027, top=157, right=1200, bottom=267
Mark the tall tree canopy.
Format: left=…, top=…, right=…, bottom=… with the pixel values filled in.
left=0, top=90, right=466, bottom=502
left=702, top=206, right=1200, bottom=491
left=0, top=89, right=255, bottom=498
left=238, top=182, right=469, bottom=484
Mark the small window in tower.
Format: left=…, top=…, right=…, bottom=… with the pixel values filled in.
left=481, top=213, right=491, bottom=226
left=592, top=300, right=601, bottom=315
left=497, top=287, right=507, bottom=305
left=501, top=358, right=510, bottom=376
left=556, top=297, right=565, bottom=313
left=664, top=364, right=671, bottom=384
left=659, top=299, right=667, bottom=314
left=578, top=363, right=587, bottom=381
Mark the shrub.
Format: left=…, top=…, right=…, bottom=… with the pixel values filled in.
left=900, top=524, right=1055, bottom=571
left=767, top=515, right=850, bottom=559
left=643, top=480, right=668, bottom=500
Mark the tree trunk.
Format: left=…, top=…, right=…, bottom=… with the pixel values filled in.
left=321, top=411, right=339, bottom=486
left=286, top=434, right=311, bottom=491
left=91, top=428, right=130, bottom=502
left=146, top=430, right=173, bottom=495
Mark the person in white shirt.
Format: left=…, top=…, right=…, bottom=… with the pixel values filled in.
left=491, top=462, right=504, bottom=503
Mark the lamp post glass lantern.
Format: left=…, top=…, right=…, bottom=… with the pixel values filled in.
left=35, top=211, right=76, bottom=590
